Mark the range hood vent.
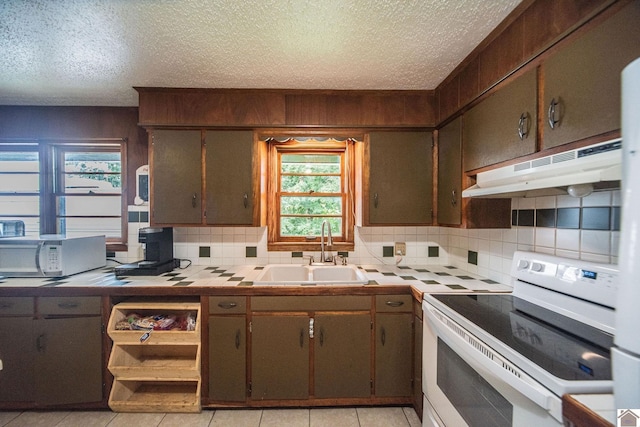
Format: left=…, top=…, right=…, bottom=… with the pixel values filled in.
left=462, top=139, right=622, bottom=198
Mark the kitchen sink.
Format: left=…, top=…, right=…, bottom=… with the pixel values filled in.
left=253, top=264, right=369, bottom=285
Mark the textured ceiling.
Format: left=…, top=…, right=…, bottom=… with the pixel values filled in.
left=0, top=0, right=522, bottom=106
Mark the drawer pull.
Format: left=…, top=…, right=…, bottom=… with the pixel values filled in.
left=0, top=302, right=14, bottom=309
left=58, top=302, right=80, bottom=309
left=385, top=300, right=404, bottom=307
left=217, top=301, right=238, bottom=310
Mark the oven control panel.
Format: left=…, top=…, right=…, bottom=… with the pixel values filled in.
left=511, top=251, right=618, bottom=309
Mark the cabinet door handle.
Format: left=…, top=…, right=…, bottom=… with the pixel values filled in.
left=299, top=329, right=304, bottom=348
left=548, top=98, right=560, bottom=129
left=0, top=302, right=13, bottom=309
left=374, top=192, right=378, bottom=208
left=385, top=300, right=404, bottom=307
left=217, top=301, right=238, bottom=310
left=192, top=193, right=197, bottom=208
left=243, top=193, right=248, bottom=209
left=451, top=190, right=457, bottom=207
left=36, top=334, right=46, bottom=352
left=319, top=328, right=324, bottom=347
left=309, top=317, right=314, bottom=339
left=518, top=113, right=529, bottom=140
left=381, top=327, right=386, bottom=346
left=235, top=330, right=241, bottom=350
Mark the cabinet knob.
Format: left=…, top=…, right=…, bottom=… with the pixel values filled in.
left=548, top=98, right=560, bottom=129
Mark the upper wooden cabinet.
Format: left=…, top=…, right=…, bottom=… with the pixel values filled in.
left=365, top=131, right=433, bottom=225
left=205, top=131, right=256, bottom=225
left=150, top=129, right=258, bottom=226
left=437, top=117, right=462, bottom=226
left=151, top=130, right=203, bottom=225
left=463, top=68, right=537, bottom=172
left=542, top=1, right=640, bottom=149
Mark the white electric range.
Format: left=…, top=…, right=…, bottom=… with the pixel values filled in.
left=422, top=251, right=618, bottom=427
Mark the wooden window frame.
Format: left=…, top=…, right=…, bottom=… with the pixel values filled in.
left=266, top=137, right=356, bottom=252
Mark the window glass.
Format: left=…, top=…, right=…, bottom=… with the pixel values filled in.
left=0, top=149, right=40, bottom=236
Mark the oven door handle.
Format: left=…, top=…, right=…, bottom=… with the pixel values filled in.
left=425, top=306, right=562, bottom=422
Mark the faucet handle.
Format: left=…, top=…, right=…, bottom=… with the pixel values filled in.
left=302, top=254, right=315, bottom=265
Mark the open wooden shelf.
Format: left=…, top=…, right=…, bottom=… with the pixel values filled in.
left=107, top=302, right=202, bottom=413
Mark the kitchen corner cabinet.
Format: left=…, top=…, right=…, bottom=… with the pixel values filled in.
left=374, top=294, right=413, bottom=397
left=542, top=1, right=640, bottom=150
left=366, top=131, right=433, bottom=225
left=208, top=296, right=247, bottom=402
left=107, top=302, right=202, bottom=412
left=437, top=117, right=462, bottom=225
left=150, top=129, right=257, bottom=226
left=463, top=68, right=537, bottom=172
left=0, top=296, right=103, bottom=406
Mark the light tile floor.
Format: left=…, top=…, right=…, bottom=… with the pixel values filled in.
left=0, top=407, right=421, bottom=427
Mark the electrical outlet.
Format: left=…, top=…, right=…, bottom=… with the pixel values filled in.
left=395, top=242, right=406, bottom=256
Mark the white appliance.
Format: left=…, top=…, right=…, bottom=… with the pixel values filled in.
left=612, top=56, right=640, bottom=409
left=461, top=139, right=622, bottom=198
left=0, top=235, right=106, bottom=277
left=422, top=251, right=618, bottom=427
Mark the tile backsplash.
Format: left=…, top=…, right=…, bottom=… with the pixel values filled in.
left=116, top=190, right=620, bottom=285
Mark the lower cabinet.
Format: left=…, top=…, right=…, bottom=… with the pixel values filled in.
left=375, top=294, right=414, bottom=398
left=208, top=316, right=247, bottom=402
left=0, top=296, right=103, bottom=406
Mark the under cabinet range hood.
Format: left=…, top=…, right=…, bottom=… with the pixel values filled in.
left=462, top=139, right=622, bottom=198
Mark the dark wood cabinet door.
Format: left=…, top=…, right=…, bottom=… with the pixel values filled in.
left=34, top=316, right=103, bottom=405
left=205, top=130, right=255, bottom=225
left=375, top=313, right=413, bottom=397
left=251, top=315, right=309, bottom=400
left=543, top=1, right=640, bottom=149
left=463, top=68, right=537, bottom=171
left=368, top=131, right=433, bottom=225
left=209, top=316, right=246, bottom=402
left=437, top=117, right=462, bottom=225
left=314, top=313, right=371, bottom=399
left=0, top=317, right=34, bottom=402
left=151, top=129, right=202, bottom=224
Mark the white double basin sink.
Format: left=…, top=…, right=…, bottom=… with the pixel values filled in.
left=253, top=264, right=369, bottom=286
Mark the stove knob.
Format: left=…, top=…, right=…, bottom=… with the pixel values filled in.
left=517, top=260, right=529, bottom=270
left=531, top=262, right=544, bottom=272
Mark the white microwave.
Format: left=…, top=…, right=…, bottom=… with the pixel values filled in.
left=0, top=235, right=106, bottom=277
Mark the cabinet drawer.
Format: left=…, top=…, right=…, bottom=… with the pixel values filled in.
left=39, top=297, right=101, bottom=315
left=375, top=294, right=413, bottom=312
left=251, top=296, right=370, bottom=311
left=209, top=296, right=246, bottom=314
left=0, top=297, right=33, bottom=315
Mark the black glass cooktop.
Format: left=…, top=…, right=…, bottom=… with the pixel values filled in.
left=431, top=293, right=613, bottom=381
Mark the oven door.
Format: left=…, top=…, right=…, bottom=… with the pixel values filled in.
left=422, top=300, right=562, bottom=427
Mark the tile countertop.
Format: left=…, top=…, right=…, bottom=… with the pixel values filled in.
left=0, top=263, right=513, bottom=294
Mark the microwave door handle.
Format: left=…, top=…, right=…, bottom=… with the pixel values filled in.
left=35, top=241, right=44, bottom=273
left=425, top=307, right=561, bottom=421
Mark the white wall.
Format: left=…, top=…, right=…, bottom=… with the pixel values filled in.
left=118, top=190, right=619, bottom=285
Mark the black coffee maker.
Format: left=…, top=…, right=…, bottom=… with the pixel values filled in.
left=115, top=227, right=179, bottom=277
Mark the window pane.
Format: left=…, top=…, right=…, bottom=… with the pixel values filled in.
left=64, top=173, right=121, bottom=194
left=58, top=195, right=121, bottom=217
left=281, top=154, right=340, bottom=174
left=281, top=216, right=342, bottom=237
left=0, top=173, right=39, bottom=192
left=59, top=217, right=121, bottom=238
left=281, top=196, right=342, bottom=215
left=63, top=151, right=121, bottom=193
left=0, top=196, right=39, bottom=215
left=281, top=175, right=340, bottom=193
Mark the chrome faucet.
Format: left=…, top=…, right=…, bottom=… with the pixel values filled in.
left=320, top=220, right=334, bottom=264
